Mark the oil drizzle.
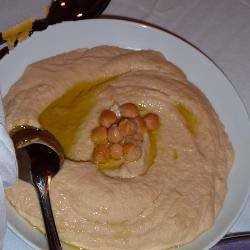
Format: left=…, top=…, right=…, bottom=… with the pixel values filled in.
left=148, top=130, right=158, bottom=167
left=39, top=76, right=117, bottom=157
left=97, top=158, right=124, bottom=170
left=175, top=103, right=198, bottom=135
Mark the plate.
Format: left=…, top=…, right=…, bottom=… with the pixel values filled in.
left=1, top=19, right=250, bottom=250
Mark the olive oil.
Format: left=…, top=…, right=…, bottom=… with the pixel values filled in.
left=39, top=77, right=116, bottom=157
left=97, top=158, right=124, bottom=170
left=175, top=103, right=198, bottom=135
left=148, top=130, right=158, bottom=167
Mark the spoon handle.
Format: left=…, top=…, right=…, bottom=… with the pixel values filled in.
left=33, top=175, right=62, bottom=250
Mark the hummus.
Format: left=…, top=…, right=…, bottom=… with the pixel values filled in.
left=4, top=46, right=234, bottom=249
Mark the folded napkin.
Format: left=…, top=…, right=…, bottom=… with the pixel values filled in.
left=0, top=97, right=17, bottom=249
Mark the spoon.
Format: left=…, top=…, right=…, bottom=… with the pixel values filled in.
left=32, top=0, right=112, bottom=31
left=0, top=0, right=111, bottom=59
left=11, top=126, right=64, bottom=250
left=211, top=231, right=250, bottom=249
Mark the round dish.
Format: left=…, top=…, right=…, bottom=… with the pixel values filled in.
left=0, top=19, right=250, bottom=250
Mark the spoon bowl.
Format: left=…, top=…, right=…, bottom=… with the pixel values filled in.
left=11, top=126, right=64, bottom=183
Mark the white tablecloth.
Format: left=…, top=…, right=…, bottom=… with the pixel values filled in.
left=0, top=0, right=250, bottom=249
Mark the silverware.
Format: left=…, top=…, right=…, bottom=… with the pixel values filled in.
left=211, top=231, right=250, bottom=249
left=222, top=231, right=250, bottom=241
left=0, top=0, right=111, bottom=59
left=11, top=126, right=64, bottom=250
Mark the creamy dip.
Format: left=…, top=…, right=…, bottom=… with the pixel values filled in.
left=4, top=46, right=234, bottom=250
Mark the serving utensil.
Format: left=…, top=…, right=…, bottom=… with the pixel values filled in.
left=11, top=126, right=64, bottom=250
left=0, top=0, right=111, bottom=59
left=212, top=231, right=250, bottom=249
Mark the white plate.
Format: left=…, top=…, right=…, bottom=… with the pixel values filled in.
left=1, top=19, right=250, bottom=250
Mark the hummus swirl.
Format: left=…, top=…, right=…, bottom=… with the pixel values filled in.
left=4, top=46, right=234, bottom=249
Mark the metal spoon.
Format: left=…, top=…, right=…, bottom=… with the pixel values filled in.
left=11, top=126, right=64, bottom=250
left=211, top=231, right=250, bottom=249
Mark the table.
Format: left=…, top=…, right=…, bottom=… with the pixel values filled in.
left=1, top=0, right=250, bottom=249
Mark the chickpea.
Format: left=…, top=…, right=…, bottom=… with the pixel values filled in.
left=93, top=144, right=110, bottom=163
left=133, top=116, right=147, bottom=134
left=107, top=124, right=123, bottom=143
left=143, top=113, right=159, bottom=131
left=118, top=118, right=137, bottom=136
left=110, top=143, right=123, bottom=160
left=133, top=133, right=144, bottom=142
left=119, top=103, right=139, bottom=118
left=91, top=126, right=108, bottom=144
left=125, top=133, right=143, bottom=146
left=99, top=110, right=117, bottom=128
left=123, top=143, right=142, bottom=162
